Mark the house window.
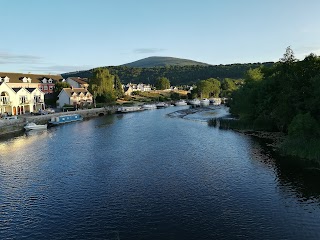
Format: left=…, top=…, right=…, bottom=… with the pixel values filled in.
left=19, top=96, right=27, bottom=104
left=49, top=86, right=53, bottom=90
left=44, top=86, right=48, bottom=90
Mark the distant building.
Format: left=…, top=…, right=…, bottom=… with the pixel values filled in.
left=66, top=77, right=89, bottom=89
left=0, top=72, right=63, bottom=94
left=57, top=87, right=93, bottom=108
left=123, top=83, right=152, bottom=95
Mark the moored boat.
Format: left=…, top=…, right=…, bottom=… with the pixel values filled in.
left=156, top=102, right=169, bottom=109
left=200, top=98, right=210, bottom=106
left=142, top=104, right=157, bottom=110
left=174, top=100, right=188, bottom=106
left=117, top=106, right=144, bottom=113
left=48, top=114, right=83, bottom=126
left=24, top=122, right=47, bottom=131
left=189, top=99, right=201, bottom=106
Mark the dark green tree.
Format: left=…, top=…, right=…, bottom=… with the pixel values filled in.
left=54, top=81, right=70, bottom=96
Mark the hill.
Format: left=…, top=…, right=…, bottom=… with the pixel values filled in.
left=62, top=61, right=274, bottom=86
left=122, top=56, right=210, bottom=68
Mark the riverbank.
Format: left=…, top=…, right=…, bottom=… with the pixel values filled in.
left=207, top=114, right=320, bottom=162
left=0, top=107, right=116, bottom=136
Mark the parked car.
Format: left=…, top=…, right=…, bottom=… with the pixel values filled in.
left=45, top=108, right=55, bottom=114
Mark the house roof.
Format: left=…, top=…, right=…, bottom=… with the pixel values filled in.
left=11, top=88, right=22, bottom=93
left=62, top=88, right=91, bottom=97
left=68, top=77, right=89, bottom=85
left=26, top=88, right=37, bottom=92
left=0, top=72, right=63, bottom=84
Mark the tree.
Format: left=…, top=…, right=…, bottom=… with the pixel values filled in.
left=221, top=78, right=238, bottom=97
left=114, top=74, right=124, bottom=98
left=196, top=78, right=221, bottom=98
left=155, top=77, right=170, bottom=90
left=54, top=81, right=70, bottom=96
left=245, top=68, right=264, bottom=82
left=280, top=46, right=297, bottom=63
left=89, top=68, right=116, bottom=104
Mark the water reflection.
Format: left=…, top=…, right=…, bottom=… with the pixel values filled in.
left=250, top=136, right=320, bottom=205
left=0, top=107, right=320, bottom=239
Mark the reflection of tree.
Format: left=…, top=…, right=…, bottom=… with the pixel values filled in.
left=251, top=136, right=320, bottom=204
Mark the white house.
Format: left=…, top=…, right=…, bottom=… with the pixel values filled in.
left=57, top=87, right=93, bottom=108
left=0, top=82, right=45, bottom=116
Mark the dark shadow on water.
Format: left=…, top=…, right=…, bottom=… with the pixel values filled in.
left=251, top=135, right=320, bottom=204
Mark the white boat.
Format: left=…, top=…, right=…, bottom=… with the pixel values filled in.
left=200, top=98, right=210, bottom=106
left=189, top=99, right=201, bottom=106
left=174, top=100, right=187, bottom=106
left=117, top=106, right=144, bottom=113
left=24, top=122, right=47, bottom=131
left=142, top=104, right=157, bottom=110
left=156, top=102, right=169, bottom=109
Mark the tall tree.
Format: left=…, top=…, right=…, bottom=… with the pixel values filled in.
left=155, top=77, right=170, bottom=90
left=114, top=74, right=124, bottom=98
left=280, top=46, right=297, bottom=64
left=89, top=68, right=116, bottom=104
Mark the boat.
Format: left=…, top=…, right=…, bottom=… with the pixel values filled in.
left=117, top=106, right=144, bottom=113
left=156, top=102, right=169, bottom=109
left=142, top=104, right=157, bottom=110
left=200, top=98, right=210, bottom=106
left=209, top=98, right=222, bottom=105
left=174, top=100, right=188, bottom=106
left=48, top=114, right=83, bottom=126
left=24, top=122, right=47, bottom=131
left=189, top=99, right=201, bottom=106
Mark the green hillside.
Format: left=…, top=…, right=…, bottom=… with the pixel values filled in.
left=122, top=56, right=210, bottom=68
left=62, top=58, right=274, bottom=85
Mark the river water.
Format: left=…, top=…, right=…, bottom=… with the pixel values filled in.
left=0, top=106, right=320, bottom=240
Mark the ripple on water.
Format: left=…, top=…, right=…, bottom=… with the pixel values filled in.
left=0, top=107, right=320, bottom=239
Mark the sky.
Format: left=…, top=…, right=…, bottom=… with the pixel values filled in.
left=1, top=0, right=320, bottom=74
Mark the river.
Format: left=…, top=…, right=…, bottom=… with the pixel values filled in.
left=0, top=106, right=320, bottom=239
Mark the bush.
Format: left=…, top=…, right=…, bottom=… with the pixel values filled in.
left=288, top=113, right=320, bottom=139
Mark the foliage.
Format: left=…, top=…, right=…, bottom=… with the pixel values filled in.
left=54, top=82, right=70, bottom=96
left=62, top=62, right=274, bottom=86
left=245, top=68, right=264, bottom=82
left=170, top=92, right=180, bottom=100
left=221, top=78, right=239, bottom=97
left=288, top=113, right=320, bottom=139
left=114, top=75, right=124, bottom=98
left=155, top=77, right=170, bottom=90
left=228, top=47, right=320, bottom=160
left=89, top=68, right=116, bottom=103
left=193, top=78, right=221, bottom=98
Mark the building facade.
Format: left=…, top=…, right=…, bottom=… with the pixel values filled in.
left=57, top=87, right=93, bottom=108
left=0, top=82, right=45, bottom=116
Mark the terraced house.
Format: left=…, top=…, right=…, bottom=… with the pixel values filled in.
left=0, top=81, right=45, bottom=116
left=56, top=87, right=93, bottom=109
left=0, top=72, right=64, bottom=116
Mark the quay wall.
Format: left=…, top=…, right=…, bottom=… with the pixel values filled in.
left=0, top=107, right=117, bottom=136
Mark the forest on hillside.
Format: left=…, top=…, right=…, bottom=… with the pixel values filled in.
left=62, top=62, right=274, bottom=86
